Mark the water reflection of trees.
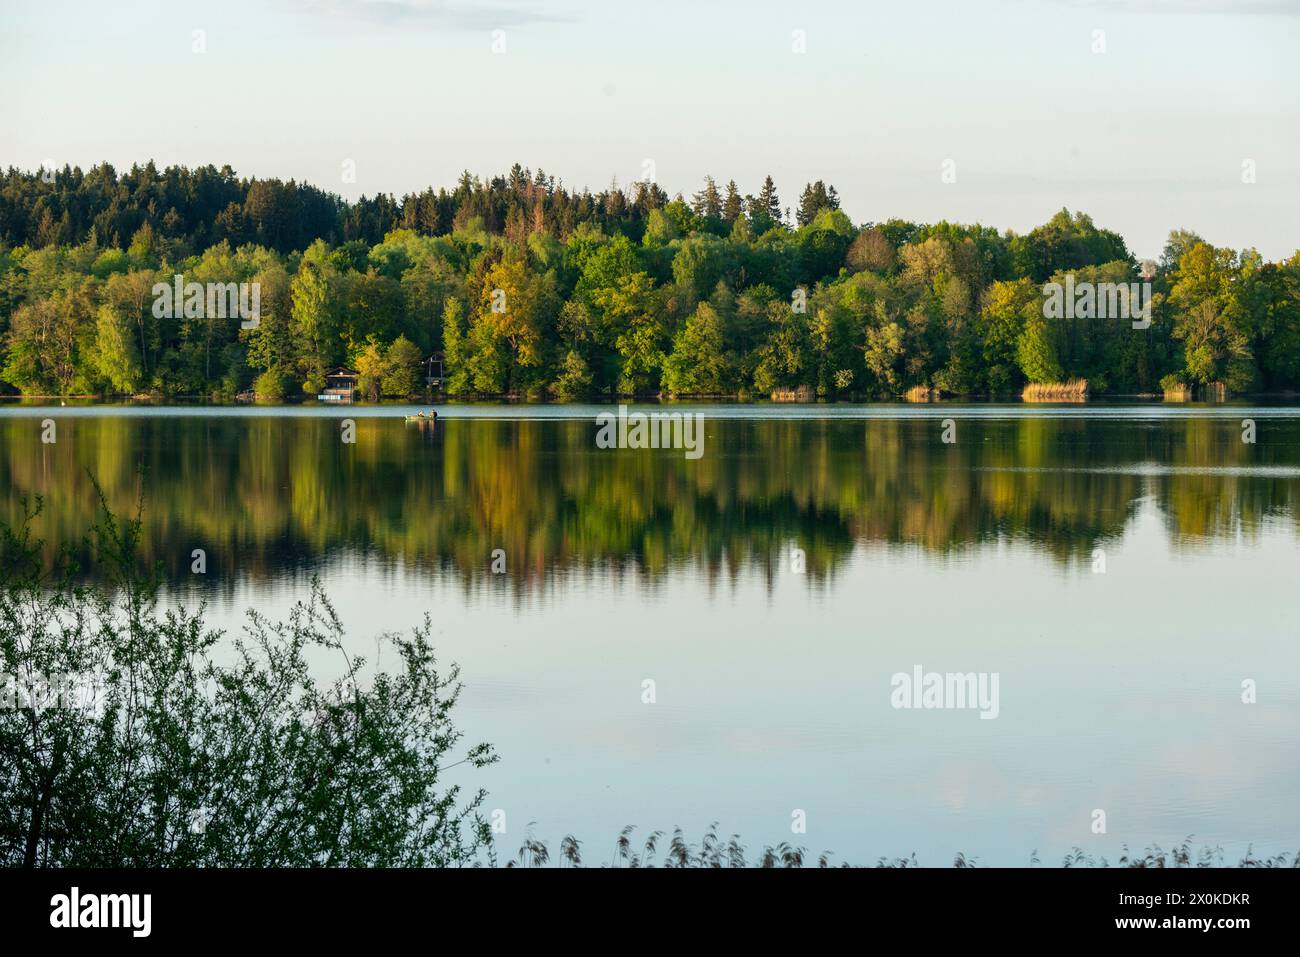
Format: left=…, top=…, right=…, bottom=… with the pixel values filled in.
left=1, top=416, right=1295, bottom=591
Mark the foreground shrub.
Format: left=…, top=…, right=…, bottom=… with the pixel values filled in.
left=0, top=492, right=496, bottom=867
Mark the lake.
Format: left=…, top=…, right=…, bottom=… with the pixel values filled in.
left=2, top=402, right=1298, bottom=866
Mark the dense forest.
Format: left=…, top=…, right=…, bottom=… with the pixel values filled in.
left=1, top=162, right=1298, bottom=399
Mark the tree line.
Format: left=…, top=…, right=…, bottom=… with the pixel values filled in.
left=1, top=162, right=1297, bottom=399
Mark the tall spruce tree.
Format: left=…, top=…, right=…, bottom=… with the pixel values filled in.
left=692, top=176, right=723, bottom=219
left=797, top=180, right=838, bottom=227
left=755, top=175, right=782, bottom=226
left=722, top=180, right=743, bottom=225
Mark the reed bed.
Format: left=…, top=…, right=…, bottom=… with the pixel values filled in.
left=770, top=385, right=814, bottom=402
left=1022, top=379, right=1089, bottom=402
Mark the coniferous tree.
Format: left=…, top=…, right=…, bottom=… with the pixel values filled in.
left=797, top=180, right=838, bottom=227
left=755, top=175, right=782, bottom=226
left=722, top=180, right=743, bottom=225
left=691, top=176, right=723, bottom=220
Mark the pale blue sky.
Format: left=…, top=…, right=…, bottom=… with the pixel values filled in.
left=2, top=0, right=1298, bottom=259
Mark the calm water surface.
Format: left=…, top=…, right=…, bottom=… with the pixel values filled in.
left=2, top=403, right=1298, bottom=865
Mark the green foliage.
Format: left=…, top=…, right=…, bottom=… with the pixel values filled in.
left=352, top=334, right=423, bottom=399
left=551, top=349, right=594, bottom=401
left=254, top=368, right=287, bottom=400
left=1009, top=209, right=1132, bottom=283
left=663, top=303, right=729, bottom=395
left=355, top=341, right=387, bottom=400
left=440, top=298, right=473, bottom=395
left=753, top=302, right=810, bottom=394
left=0, top=496, right=496, bottom=866
left=1, top=161, right=1296, bottom=399
left=864, top=318, right=905, bottom=393
left=289, top=247, right=339, bottom=388
left=383, top=335, right=423, bottom=397
left=1017, top=309, right=1064, bottom=384
left=1169, top=242, right=1256, bottom=390
left=92, top=303, right=141, bottom=393
left=978, top=279, right=1037, bottom=393
left=1159, top=372, right=1188, bottom=394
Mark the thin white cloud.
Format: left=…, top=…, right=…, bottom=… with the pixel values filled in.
left=1062, top=0, right=1300, bottom=14
left=299, top=0, right=566, bottom=29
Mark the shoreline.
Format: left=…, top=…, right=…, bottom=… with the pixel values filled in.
left=5, top=402, right=1300, bottom=420
left=3, top=391, right=1300, bottom=407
